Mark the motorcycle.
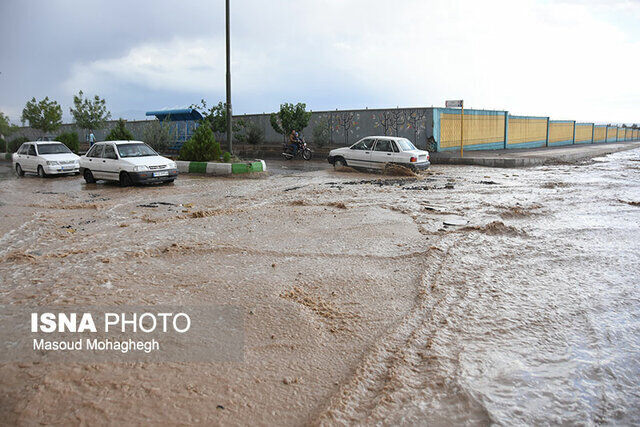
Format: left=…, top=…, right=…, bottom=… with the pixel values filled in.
left=282, top=137, right=312, bottom=161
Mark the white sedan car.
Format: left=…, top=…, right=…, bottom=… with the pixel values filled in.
left=13, top=141, right=80, bottom=177
left=327, top=136, right=430, bottom=171
left=79, top=141, right=178, bottom=186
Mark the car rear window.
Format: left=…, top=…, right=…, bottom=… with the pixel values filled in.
left=396, top=138, right=417, bottom=151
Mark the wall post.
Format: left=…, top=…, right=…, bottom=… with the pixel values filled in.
left=504, top=111, right=509, bottom=149
left=545, top=117, right=550, bottom=147
left=572, top=120, right=576, bottom=144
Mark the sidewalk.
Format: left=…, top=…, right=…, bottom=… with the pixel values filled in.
left=430, top=141, right=640, bottom=167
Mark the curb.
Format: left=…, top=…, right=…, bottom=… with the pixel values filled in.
left=175, top=160, right=266, bottom=175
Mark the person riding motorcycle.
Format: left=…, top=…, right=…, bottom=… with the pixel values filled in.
left=288, top=130, right=303, bottom=156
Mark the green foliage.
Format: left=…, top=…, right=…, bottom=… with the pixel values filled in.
left=56, top=132, right=80, bottom=153
left=8, top=136, right=29, bottom=153
left=70, top=90, right=111, bottom=130
left=0, top=112, right=18, bottom=138
left=21, top=97, right=63, bottom=132
left=223, top=151, right=231, bottom=163
left=179, top=123, right=222, bottom=162
left=239, top=122, right=264, bottom=145
left=269, top=103, right=312, bottom=136
left=143, top=119, right=173, bottom=153
left=192, top=99, right=244, bottom=134
left=312, top=118, right=330, bottom=148
left=105, top=118, right=134, bottom=141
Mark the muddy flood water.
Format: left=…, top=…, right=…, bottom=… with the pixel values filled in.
left=1, top=151, right=639, bottom=425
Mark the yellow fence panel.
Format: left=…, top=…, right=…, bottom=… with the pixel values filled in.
left=593, top=126, right=606, bottom=142
left=508, top=118, right=547, bottom=145
left=606, top=127, right=617, bottom=141
left=440, top=112, right=505, bottom=149
left=548, top=122, right=574, bottom=144
left=574, top=124, right=593, bottom=143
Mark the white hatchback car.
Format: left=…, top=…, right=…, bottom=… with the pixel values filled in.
left=79, top=141, right=178, bottom=186
left=327, top=136, right=430, bottom=171
left=12, top=141, right=80, bottom=177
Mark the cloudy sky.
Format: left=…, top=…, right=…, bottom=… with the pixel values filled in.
left=1, top=0, right=639, bottom=125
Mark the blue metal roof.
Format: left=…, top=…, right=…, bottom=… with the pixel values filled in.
left=145, top=108, right=203, bottom=122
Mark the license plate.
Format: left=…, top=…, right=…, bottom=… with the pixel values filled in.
left=153, top=171, right=169, bottom=177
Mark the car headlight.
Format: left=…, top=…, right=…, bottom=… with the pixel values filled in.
left=133, top=165, right=149, bottom=172
left=168, top=161, right=177, bottom=169
left=46, top=161, right=59, bottom=166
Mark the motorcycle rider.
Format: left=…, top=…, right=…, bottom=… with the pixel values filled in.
left=288, top=130, right=302, bottom=156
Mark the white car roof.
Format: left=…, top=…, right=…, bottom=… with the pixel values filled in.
left=25, top=141, right=65, bottom=145
left=97, top=140, right=144, bottom=145
left=363, top=136, right=408, bottom=141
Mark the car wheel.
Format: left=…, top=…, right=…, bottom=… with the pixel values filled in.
left=37, top=165, right=47, bottom=178
left=163, top=179, right=175, bottom=184
left=119, top=171, right=133, bottom=187
left=83, top=169, right=96, bottom=184
left=334, top=157, right=347, bottom=169
left=15, top=164, right=24, bottom=177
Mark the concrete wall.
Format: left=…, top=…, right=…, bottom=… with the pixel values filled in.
left=235, top=107, right=435, bottom=150
left=7, top=106, right=639, bottom=155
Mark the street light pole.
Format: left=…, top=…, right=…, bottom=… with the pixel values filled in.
left=225, top=0, right=233, bottom=155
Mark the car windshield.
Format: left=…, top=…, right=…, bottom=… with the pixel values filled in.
left=37, top=143, right=72, bottom=155
left=116, top=143, right=158, bottom=158
left=396, top=138, right=417, bottom=151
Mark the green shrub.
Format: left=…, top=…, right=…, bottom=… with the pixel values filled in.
left=143, top=119, right=173, bottom=153
left=8, top=136, right=29, bottom=152
left=179, top=123, right=222, bottom=162
left=223, top=151, right=231, bottom=162
left=243, top=123, right=264, bottom=145
left=312, top=118, right=330, bottom=148
left=56, top=132, right=80, bottom=153
left=105, top=118, right=134, bottom=141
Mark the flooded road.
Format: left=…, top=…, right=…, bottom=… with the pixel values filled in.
left=1, top=151, right=639, bottom=425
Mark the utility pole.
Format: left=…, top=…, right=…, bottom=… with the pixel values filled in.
left=225, top=0, right=233, bottom=154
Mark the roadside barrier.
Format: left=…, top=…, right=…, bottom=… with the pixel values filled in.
left=175, top=160, right=266, bottom=175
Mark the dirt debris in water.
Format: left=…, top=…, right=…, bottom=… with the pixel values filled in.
left=1, top=151, right=640, bottom=426
left=460, top=220, right=526, bottom=236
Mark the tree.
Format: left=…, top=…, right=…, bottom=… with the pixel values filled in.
left=269, top=103, right=312, bottom=138
left=179, top=122, right=222, bottom=162
left=105, top=119, right=134, bottom=141
left=191, top=99, right=243, bottom=134
left=21, top=97, right=63, bottom=132
left=70, top=90, right=111, bottom=131
left=143, top=119, right=173, bottom=153
left=56, top=132, right=80, bottom=153
left=312, top=117, right=330, bottom=148
left=0, top=112, right=17, bottom=137
left=0, top=112, right=18, bottom=153
left=238, top=122, right=264, bottom=145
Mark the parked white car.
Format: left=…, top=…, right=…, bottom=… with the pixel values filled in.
left=79, top=141, right=178, bottom=186
left=327, top=136, right=430, bottom=171
left=12, top=141, right=80, bottom=177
